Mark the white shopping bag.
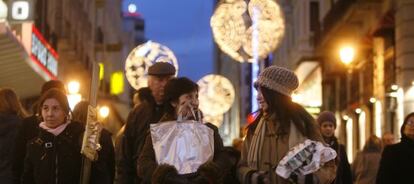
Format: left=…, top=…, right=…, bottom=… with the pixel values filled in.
left=150, top=118, right=214, bottom=174
left=275, top=139, right=337, bottom=179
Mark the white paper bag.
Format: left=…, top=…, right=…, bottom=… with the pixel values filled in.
left=150, top=119, right=214, bottom=174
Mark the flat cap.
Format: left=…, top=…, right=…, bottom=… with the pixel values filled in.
left=148, top=62, right=176, bottom=76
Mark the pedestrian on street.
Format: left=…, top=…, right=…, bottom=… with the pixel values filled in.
left=72, top=101, right=115, bottom=184
left=352, top=135, right=382, bottom=184
left=137, top=77, right=228, bottom=183
left=237, top=66, right=336, bottom=184
left=21, top=89, right=110, bottom=184
left=116, top=62, right=176, bottom=184
left=376, top=112, right=414, bottom=184
left=13, top=80, right=66, bottom=183
left=317, top=111, right=352, bottom=184
left=381, top=132, right=395, bottom=148
left=0, top=88, right=27, bottom=184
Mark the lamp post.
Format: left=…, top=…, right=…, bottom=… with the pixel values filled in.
left=67, top=80, right=82, bottom=110
left=339, top=45, right=355, bottom=106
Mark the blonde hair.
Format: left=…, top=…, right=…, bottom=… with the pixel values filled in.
left=0, top=88, right=28, bottom=118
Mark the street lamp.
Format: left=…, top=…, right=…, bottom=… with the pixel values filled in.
left=67, top=80, right=82, bottom=110
left=339, top=46, right=355, bottom=65
left=98, top=105, right=109, bottom=120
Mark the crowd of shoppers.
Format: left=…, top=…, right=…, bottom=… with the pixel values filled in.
left=1, top=63, right=413, bottom=184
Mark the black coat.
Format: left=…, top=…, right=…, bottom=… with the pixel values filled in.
left=21, top=121, right=114, bottom=184
left=376, top=137, right=414, bottom=184
left=326, top=137, right=352, bottom=184
left=0, top=113, right=22, bottom=184
left=116, top=101, right=165, bottom=184
left=13, top=115, right=40, bottom=183
left=137, top=122, right=228, bottom=184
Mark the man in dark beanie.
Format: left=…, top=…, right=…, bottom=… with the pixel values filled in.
left=317, top=111, right=352, bottom=184
left=116, top=62, right=176, bottom=184
left=13, top=80, right=66, bottom=183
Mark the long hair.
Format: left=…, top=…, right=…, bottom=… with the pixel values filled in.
left=362, top=135, right=382, bottom=152
left=162, top=77, right=199, bottom=121
left=37, top=89, right=70, bottom=122
left=0, top=88, right=28, bottom=118
left=401, top=112, right=414, bottom=140
left=249, top=87, right=318, bottom=138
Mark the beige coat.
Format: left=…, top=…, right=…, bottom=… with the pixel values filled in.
left=237, top=119, right=337, bottom=184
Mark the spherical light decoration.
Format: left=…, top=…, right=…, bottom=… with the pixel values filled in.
left=210, top=0, right=285, bottom=62
left=197, top=75, right=235, bottom=116
left=125, top=41, right=178, bottom=90
left=203, top=114, right=224, bottom=127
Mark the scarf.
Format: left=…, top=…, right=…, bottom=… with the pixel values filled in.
left=247, top=118, right=306, bottom=169
left=39, top=121, right=70, bottom=136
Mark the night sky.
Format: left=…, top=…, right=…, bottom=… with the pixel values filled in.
left=123, top=0, right=215, bottom=82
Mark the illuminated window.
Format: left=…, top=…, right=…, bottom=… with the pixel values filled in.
left=358, top=111, right=366, bottom=150
left=346, top=118, right=353, bottom=162
left=110, top=72, right=124, bottom=95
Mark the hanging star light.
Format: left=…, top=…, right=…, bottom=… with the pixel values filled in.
left=210, top=0, right=285, bottom=62
left=197, top=74, right=235, bottom=116
left=125, top=41, right=179, bottom=90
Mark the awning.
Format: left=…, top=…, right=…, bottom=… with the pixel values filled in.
left=0, top=23, right=48, bottom=98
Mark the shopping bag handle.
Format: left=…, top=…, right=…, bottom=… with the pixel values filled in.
left=177, top=103, right=202, bottom=123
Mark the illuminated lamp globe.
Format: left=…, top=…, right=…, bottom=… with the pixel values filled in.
left=339, top=46, right=355, bottom=65
left=210, top=0, right=285, bottom=62
left=125, top=40, right=179, bottom=90
left=0, top=0, right=7, bottom=23
left=99, top=106, right=110, bottom=119
left=68, top=81, right=80, bottom=94
left=197, top=74, right=235, bottom=116
left=203, top=114, right=224, bottom=127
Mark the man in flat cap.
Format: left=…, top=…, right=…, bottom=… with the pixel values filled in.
left=116, top=62, right=176, bottom=184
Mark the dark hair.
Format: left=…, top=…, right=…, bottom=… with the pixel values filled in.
left=72, top=101, right=89, bottom=124
left=401, top=112, right=414, bottom=140
left=37, top=89, right=70, bottom=121
left=162, top=77, right=199, bottom=120
left=0, top=88, right=27, bottom=118
left=41, top=80, right=66, bottom=94
left=134, top=87, right=154, bottom=105
left=249, top=87, right=318, bottom=138
left=363, top=135, right=382, bottom=152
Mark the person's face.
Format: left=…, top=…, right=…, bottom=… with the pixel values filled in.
left=148, top=75, right=174, bottom=104
left=320, top=121, right=336, bottom=138
left=41, top=98, right=66, bottom=128
left=256, top=88, right=268, bottom=112
left=382, top=134, right=395, bottom=146
left=404, top=116, right=414, bottom=140
left=173, top=90, right=199, bottom=119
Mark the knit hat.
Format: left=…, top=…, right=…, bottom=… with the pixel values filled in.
left=317, top=111, right=337, bottom=127
left=254, top=66, right=299, bottom=96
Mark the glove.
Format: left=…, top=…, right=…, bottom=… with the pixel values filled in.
left=250, top=171, right=270, bottom=184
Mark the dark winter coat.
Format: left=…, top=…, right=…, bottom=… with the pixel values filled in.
left=0, top=113, right=22, bottom=184
left=137, top=122, right=227, bottom=184
left=326, top=137, right=352, bottom=184
left=21, top=121, right=114, bottom=184
left=116, top=101, right=165, bottom=184
left=376, top=137, right=414, bottom=184
left=13, top=115, right=40, bottom=183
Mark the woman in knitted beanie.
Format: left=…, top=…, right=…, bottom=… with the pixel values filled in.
left=237, top=66, right=336, bottom=184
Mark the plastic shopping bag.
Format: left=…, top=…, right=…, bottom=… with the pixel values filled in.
left=275, top=139, right=337, bottom=179
left=150, top=119, right=214, bottom=174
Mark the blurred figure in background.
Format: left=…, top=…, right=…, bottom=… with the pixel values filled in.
left=0, top=88, right=27, bottom=184
left=376, top=112, right=414, bottom=184
left=13, top=80, right=66, bottom=183
left=317, top=111, right=352, bottom=184
left=352, top=135, right=382, bottom=184
left=72, top=101, right=115, bottom=183
left=381, top=132, right=395, bottom=147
